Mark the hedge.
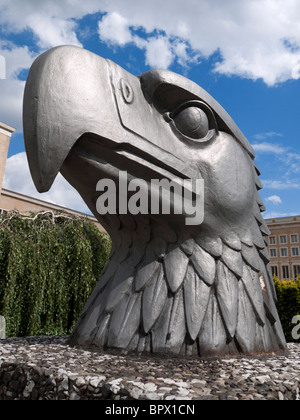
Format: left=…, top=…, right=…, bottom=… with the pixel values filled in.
left=0, top=211, right=111, bottom=337
left=274, top=277, right=300, bottom=342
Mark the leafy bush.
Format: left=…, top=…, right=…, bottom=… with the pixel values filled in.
left=274, top=277, right=300, bottom=342
left=0, top=211, right=111, bottom=337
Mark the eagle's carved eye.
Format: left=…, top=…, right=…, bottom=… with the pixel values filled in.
left=164, top=100, right=218, bottom=143
left=173, top=106, right=209, bottom=139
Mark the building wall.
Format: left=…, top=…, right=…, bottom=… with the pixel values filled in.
left=0, top=122, right=105, bottom=233
left=0, top=122, right=15, bottom=195
left=0, top=189, right=105, bottom=232
left=266, top=216, right=300, bottom=279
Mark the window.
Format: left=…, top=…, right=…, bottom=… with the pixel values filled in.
left=291, top=234, right=299, bottom=244
left=269, top=236, right=276, bottom=245
left=271, top=266, right=278, bottom=277
left=270, top=249, right=277, bottom=257
left=282, top=265, right=290, bottom=279
left=0, top=209, right=7, bottom=219
left=280, top=235, right=287, bottom=244
left=292, top=247, right=299, bottom=257
left=281, top=248, right=288, bottom=257
left=293, top=265, right=300, bottom=279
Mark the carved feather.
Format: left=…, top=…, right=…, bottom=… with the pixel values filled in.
left=151, top=296, right=173, bottom=354
left=241, top=242, right=261, bottom=272
left=180, top=237, right=195, bottom=256
left=221, top=231, right=241, bottom=251
left=142, top=264, right=168, bottom=334
left=134, top=260, right=160, bottom=292
left=235, top=280, right=257, bottom=353
left=190, top=244, right=216, bottom=286
left=241, top=263, right=265, bottom=326
left=198, top=293, right=228, bottom=356
left=163, top=245, right=189, bottom=293
left=105, top=260, right=134, bottom=313
left=166, top=288, right=186, bottom=354
left=220, top=243, right=243, bottom=278
left=183, top=264, right=211, bottom=341
left=195, top=233, right=223, bottom=258
left=107, top=292, right=142, bottom=349
left=215, top=261, right=239, bottom=338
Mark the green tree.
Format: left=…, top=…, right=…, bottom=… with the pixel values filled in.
left=0, top=211, right=111, bottom=337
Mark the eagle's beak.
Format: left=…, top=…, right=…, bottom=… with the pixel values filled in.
left=23, top=46, right=118, bottom=193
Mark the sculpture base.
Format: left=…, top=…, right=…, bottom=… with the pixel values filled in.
left=0, top=336, right=298, bottom=400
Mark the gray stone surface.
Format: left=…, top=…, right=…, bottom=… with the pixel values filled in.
left=0, top=317, right=5, bottom=339
left=0, top=336, right=299, bottom=400
left=24, top=46, right=286, bottom=357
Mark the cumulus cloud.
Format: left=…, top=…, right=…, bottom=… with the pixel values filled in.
left=0, top=0, right=101, bottom=48
left=26, top=15, right=82, bottom=49
left=263, top=211, right=296, bottom=219
left=253, top=132, right=284, bottom=141
left=266, top=195, right=282, bottom=205
left=98, top=11, right=133, bottom=46
left=95, top=0, right=300, bottom=85
left=252, top=142, right=289, bottom=155
left=2, top=0, right=300, bottom=85
left=262, top=179, right=300, bottom=190
left=97, top=13, right=196, bottom=69
left=143, top=36, right=174, bottom=69
left=0, top=42, right=37, bottom=131
left=3, top=153, right=91, bottom=213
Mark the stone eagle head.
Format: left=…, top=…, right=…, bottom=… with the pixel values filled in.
left=23, top=46, right=286, bottom=357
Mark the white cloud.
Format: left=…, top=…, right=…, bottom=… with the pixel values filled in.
left=0, top=79, right=26, bottom=132
left=266, top=195, right=282, bottom=205
left=2, top=1, right=300, bottom=85
left=26, top=14, right=82, bottom=49
left=0, top=42, right=38, bottom=131
left=3, top=153, right=90, bottom=213
left=253, top=132, right=283, bottom=141
left=263, top=211, right=297, bottom=219
left=96, top=0, right=300, bottom=85
left=144, top=36, right=174, bottom=69
left=262, top=179, right=300, bottom=190
left=0, top=0, right=101, bottom=49
left=252, top=142, right=289, bottom=155
left=98, top=12, right=133, bottom=46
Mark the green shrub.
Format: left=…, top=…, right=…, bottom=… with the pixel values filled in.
left=274, top=277, right=300, bottom=342
left=0, top=211, right=111, bottom=337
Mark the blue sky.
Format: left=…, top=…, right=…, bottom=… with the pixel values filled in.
left=0, top=0, right=300, bottom=218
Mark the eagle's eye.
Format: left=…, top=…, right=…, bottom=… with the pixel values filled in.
left=164, top=100, right=218, bottom=143
left=173, top=106, right=209, bottom=139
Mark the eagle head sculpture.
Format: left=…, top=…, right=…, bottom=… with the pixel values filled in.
left=23, top=46, right=286, bottom=357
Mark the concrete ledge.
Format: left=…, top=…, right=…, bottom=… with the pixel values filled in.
left=0, top=336, right=299, bottom=400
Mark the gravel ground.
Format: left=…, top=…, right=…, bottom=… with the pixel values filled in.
left=0, top=336, right=299, bottom=400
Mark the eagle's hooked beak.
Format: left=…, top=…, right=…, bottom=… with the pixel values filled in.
left=23, top=46, right=119, bottom=193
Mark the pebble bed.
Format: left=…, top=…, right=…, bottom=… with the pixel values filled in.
left=0, top=336, right=299, bottom=400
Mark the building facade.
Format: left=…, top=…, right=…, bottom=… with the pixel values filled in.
left=265, top=215, right=300, bottom=280
left=0, top=122, right=15, bottom=196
